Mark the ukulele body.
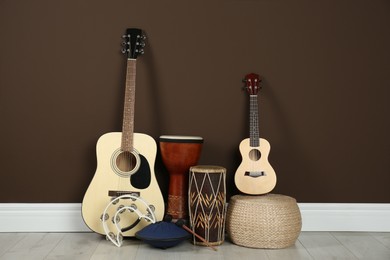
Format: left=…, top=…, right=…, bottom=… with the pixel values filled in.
left=235, top=137, right=277, bottom=195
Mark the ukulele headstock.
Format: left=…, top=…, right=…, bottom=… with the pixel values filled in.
left=121, top=28, right=146, bottom=59
left=244, top=73, right=262, bottom=95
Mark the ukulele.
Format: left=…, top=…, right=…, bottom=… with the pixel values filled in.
left=234, top=73, right=277, bottom=195
left=82, top=28, right=164, bottom=236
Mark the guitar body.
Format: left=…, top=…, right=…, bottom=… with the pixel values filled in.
left=82, top=29, right=164, bottom=239
left=82, top=132, right=165, bottom=236
left=235, top=138, right=277, bottom=195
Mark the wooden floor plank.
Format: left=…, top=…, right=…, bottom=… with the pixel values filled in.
left=133, top=239, right=269, bottom=260
left=45, top=233, right=100, bottom=260
left=298, top=232, right=357, bottom=259
left=132, top=242, right=189, bottom=260
left=332, top=232, right=390, bottom=260
left=0, top=233, right=64, bottom=260
left=0, top=233, right=27, bottom=257
left=90, top=237, right=140, bottom=260
left=220, top=240, right=269, bottom=260
left=370, top=232, right=390, bottom=249
left=265, top=240, right=313, bottom=260
left=0, top=232, right=389, bottom=259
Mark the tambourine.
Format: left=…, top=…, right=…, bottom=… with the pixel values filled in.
left=101, top=194, right=156, bottom=247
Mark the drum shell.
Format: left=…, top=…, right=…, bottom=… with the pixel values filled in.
left=188, top=165, right=226, bottom=246
left=159, top=135, right=203, bottom=219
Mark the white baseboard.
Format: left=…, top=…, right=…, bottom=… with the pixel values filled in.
left=298, top=203, right=390, bottom=232
left=0, top=204, right=90, bottom=232
left=0, top=203, right=389, bottom=232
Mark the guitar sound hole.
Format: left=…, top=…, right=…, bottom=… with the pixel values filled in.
left=116, top=151, right=137, bottom=172
left=249, top=149, right=261, bottom=161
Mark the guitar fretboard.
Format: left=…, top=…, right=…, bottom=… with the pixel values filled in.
left=249, top=95, right=259, bottom=147
left=121, top=59, right=136, bottom=152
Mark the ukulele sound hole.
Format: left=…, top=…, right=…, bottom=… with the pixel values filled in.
left=111, top=149, right=141, bottom=177
left=249, top=149, right=261, bottom=161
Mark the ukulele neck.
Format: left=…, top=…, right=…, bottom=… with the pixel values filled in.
left=249, top=95, right=259, bottom=147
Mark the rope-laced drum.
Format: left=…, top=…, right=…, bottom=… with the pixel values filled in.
left=188, top=165, right=226, bottom=246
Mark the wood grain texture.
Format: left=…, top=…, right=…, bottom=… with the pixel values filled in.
left=0, top=232, right=389, bottom=259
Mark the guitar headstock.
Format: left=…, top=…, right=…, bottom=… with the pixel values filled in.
left=244, top=73, right=262, bottom=95
left=121, top=28, right=146, bottom=59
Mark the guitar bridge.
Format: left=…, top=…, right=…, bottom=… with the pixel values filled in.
left=245, top=171, right=266, bottom=178
left=108, top=190, right=140, bottom=198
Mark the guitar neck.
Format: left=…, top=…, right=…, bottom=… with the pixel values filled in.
left=249, top=95, right=259, bottom=147
left=121, top=59, right=136, bottom=152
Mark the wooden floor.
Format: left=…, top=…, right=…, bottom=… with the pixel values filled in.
left=0, top=232, right=389, bottom=259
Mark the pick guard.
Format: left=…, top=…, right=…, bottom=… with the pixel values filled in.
left=130, top=154, right=151, bottom=189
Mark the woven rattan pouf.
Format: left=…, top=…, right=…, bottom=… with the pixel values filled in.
left=226, top=194, right=302, bottom=249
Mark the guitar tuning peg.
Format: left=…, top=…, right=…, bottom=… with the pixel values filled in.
left=121, top=48, right=128, bottom=54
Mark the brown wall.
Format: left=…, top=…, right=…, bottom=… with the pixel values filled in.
left=1, top=0, right=389, bottom=203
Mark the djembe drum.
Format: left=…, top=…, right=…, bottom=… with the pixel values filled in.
left=159, top=135, right=203, bottom=220
left=188, top=165, right=226, bottom=246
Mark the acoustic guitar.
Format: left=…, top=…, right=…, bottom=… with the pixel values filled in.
left=82, top=28, right=164, bottom=236
left=234, top=73, right=277, bottom=195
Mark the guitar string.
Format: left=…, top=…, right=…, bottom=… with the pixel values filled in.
left=129, top=59, right=136, bottom=174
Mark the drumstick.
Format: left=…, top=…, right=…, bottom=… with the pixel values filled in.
left=176, top=219, right=218, bottom=251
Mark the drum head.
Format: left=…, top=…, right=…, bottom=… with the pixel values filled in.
left=159, top=135, right=203, bottom=143
left=190, top=165, right=226, bottom=173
